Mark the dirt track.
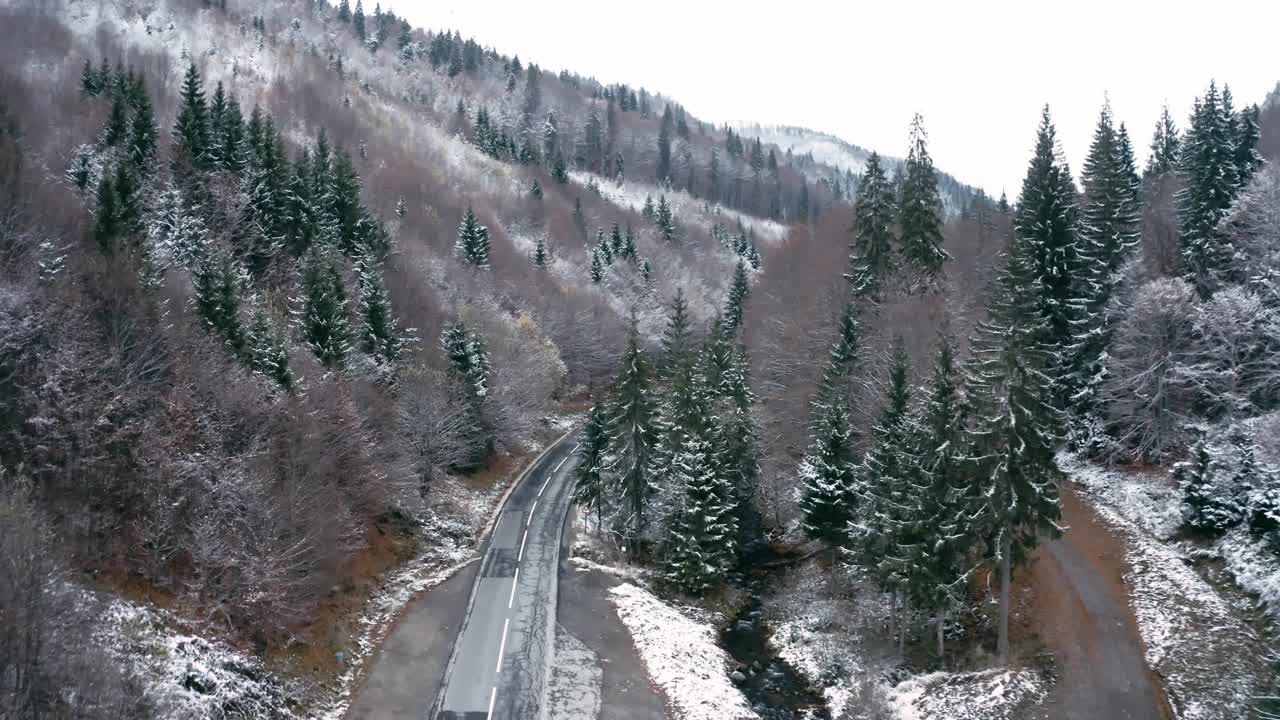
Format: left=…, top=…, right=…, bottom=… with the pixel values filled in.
left=1026, top=486, right=1172, bottom=720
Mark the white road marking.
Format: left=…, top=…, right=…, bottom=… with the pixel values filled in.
left=487, top=686, right=497, bottom=717
left=554, top=456, right=568, bottom=473
left=573, top=443, right=580, bottom=452
left=528, top=500, right=538, bottom=525
left=518, top=529, right=529, bottom=561
left=495, top=618, right=510, bottom=673
left=508, top=568, right=519, bottom=609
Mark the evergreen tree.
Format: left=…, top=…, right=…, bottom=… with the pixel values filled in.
left=816, top=294, right=862, bottom=408
left=104, top=94, right=129, bottom=147
left=1234, top=103, right=1263, bottom=188
left=1013, top=106, right=1082, bottom=411
left=642, top=194, right=655, bottom=219
left=532, top=235, right=549, bottom=267
left=81, top=58, right=101, bottom=96
left=660, top=288, right=692, bottom=373
left=1145, top=104, right=1181, bottom=178
left=964, top=225, right=1063, bottom=661
left=338, top=0, right=351, bottom=21
left=662, top=367, right=738, bottom=594
left=605, top=315, right=659, bottom=548
left=111, top=161, right=144, bottom=249
left=847, top=152, right=897, bottom=300
left=718, top=341, right=762, bottom=550
left=657, top=106, right=673, bottom=183
left=244, top=123, right=289, bottom=275
left=1177, top=438, right=1239, bottom=534
left=655, top=195, right=676, bottom=242
left=352, top=0, right=366, bottom=39
left=596, top=227, right=613, bottom=265
left=127, top=84, right=158, bottom=170
left=455, top=207, right=491, bottom=268
left=610, top=223, right=624, bottom=256
left=621, top=224, right=637, bottom=260
left=173, top=63, right=209, bottom=168
left=1178, top=81, right=1243, bottom=297
left=589, top=247, right=606, bottom=284
left=723, top=261, right=751, bottom=335
left=898, top=114, right=949, bottom=284
left=574, top=403, right=611, bottom=532
left=529, top=178, right=542, bottom=198
left=798, top=393, right=858, bottom=545
left=93, top=173, right=119, bottom=254
left=244, top=302, right=293, bottom=390
left=299, top=244, right=353, bottom=369
left=192, top=247, right=246, bottom=354
left=357, top=254, right=404, bottom=364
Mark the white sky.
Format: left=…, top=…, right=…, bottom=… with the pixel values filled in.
left=398, top=0, right=1279, bottom=196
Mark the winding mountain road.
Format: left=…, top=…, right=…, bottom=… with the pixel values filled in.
left=432, top=432, right=580, bottom=720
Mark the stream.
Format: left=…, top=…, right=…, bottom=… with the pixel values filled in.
left=720, top=548, right=831, bottom=719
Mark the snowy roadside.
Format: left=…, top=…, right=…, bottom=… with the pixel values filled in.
left=886, top=669, right=1047, bottom=720
left=608, top=582, right=759, bottom=720
left=1059, top=453, right=1268, bottom=720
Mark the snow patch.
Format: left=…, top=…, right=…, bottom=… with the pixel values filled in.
left=887, top=669, right=1047, bottom=720
left=608, top=582, right=758, bottom=720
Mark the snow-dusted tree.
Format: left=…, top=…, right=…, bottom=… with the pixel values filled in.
left=532, top=235, right=549, bottom=267
left=815, top=294, right=863, bottom=407
left=798, top=393, right=858, bottom=546
left=596, top=227, right=613, bottom=265
left=662, top=368, right=738, bottom=595
left=357, top=254, right=405, bottom=365
left=655, top=195, right=676, bottom=242
left=1145, top=104, right=1181, bottom=178
left=722, top=261, right=751, bottom=336
left=964, top=219, right=1063, bottom=661
left=127, top=83, right=158, bottom=170
left=148, top=184, right=207, bottom=270
left=455, top=207, right=490, bottom=268
left=1101, top=277, right=1199, bottom=461
left=898, top=114, right=949, bottom=285
left=589, top=247, right=605, bottom=284
left=1182, top=286, right=1280, bottom=419
left=574, top=403, right=611, bottom=533
left=244, top=301, right=293, bottom=390
left=718, top=342, right=762, bottom=546
left=441, top=316, right=493, bottom=465
left=604, top=316, right=659, bottom=549
left=172, top=63, right=209, bottom=169
left=847, top=152, right=897, bottom=301
left=1178, top=81, right=1247, bottom=297
left=103, top=94, right=128, bottom=148
left=193, top=246, right=246, bottom=354
left=642, top=194, right=655, bottom=219
left=298, top=244, right=353, bottom=369
left=660, top=288, right=692, bottom=374
left=621, top=224, right=637, bottom=261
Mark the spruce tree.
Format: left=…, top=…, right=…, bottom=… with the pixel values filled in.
left=964, top=228, right=1063, bottom=661
left=173, top=63, right=209, bottom=169
left=244, top=302, right=294, bottom=390
left=589, top=247, right=605, bottom=284
left=816, top=294, right=862, bottom=408
left=660, top=289, right=692, bottom=373
left=574, top=403, right=611, bottom=533
left=1234, top=103, right=1263, bottom=188
left=610, top=223, right=624, bottom=256
left=655, top=195, right=676, bottom=242
left=596, top=227, right=613, bottom=265
left=94, top=173, right=119, bottom=255
left=192, top=247, right=246, bottom=354
left=1013, top=106, right=1082, bottom=412
left=299, top=244, right=353, bottom=369
left=127, top=84, right=158, bottom=170
left=1178, top=81, right=1243, bottom=297
left=662, top=367, right=738, bottom=594
left=1177, top=438, right=1237, bottom=534
left=723, top=261, right=751, bottom=336
left=605, top=315, right=659, bottom=549
left=847, top=152, right=897, bottom=301
left=718, top=342, right=762, bottom=550
left=642, top=194, right=655, bottom=219
left=1145, top=104, right=1181, bottom=178
left=455, top=207, right=491, bottom=268
left=898, top=114, right=949, bottom=285
left=532, top=235, right=549, bottom=267
left=104, top=94, right=129, bottom=147
left=357, top=255, right=404, bottom=364
left=81, top=58, right=101, bottom=96
left=797, top=393, right=858, bottom=545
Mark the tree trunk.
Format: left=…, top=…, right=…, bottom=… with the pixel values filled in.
left=936, top=608, right=945, bottom=659
left=898, top=592, right=907, bottom=657
left=889, top=591, right=897, bottom=645
left=998, top=534, right=1011, bottom=662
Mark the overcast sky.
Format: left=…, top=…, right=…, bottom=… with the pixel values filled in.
left=399, top=1, right=1279, bottom=195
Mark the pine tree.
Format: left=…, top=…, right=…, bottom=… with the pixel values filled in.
left=455, top=207, right=491, bottom=268
left=589, top=247, right=605, bottom=284
left=352, top=0, right=366, bottom=39
left=1177, top=438, right=1238, bottom=534
left=798, top=393, right=858, bottom=545
left=357, top=254, right=404, bottom=364
left=244, top=302, right=293, bottom=390
left=93, top=173, right=119, bottom=255
left=898, top=114, right=949, bottom=285
left=532, top=235, right=549, bottom=267
left=605, top=315, right=659, bottom=548
left=662, top=367, right=738, bottom=594
left=638, top=257, right=652, bottom=284
left=1145, top=104, right=1181, bottom=178
left=81, top=58, right=101, bottom=96
left=173, top=63, right=209, bottom=168
left=192, top=247, right=246, bottom=354
left=816, top=294, right=862, bottom=408
left=657, top=106, right=673, bottom=183
left=610, top=223, right=624, bottom=256
left=852, top=339, right=917, bottom=597
left=718, top=342, right=762, bottom=549
left=103, top=94, right=129, bottom=147
left=964, top=225, right=1063, bottom=661
left=642, top=194, right=655, bottom=219
left=655, top=195, right=676, bottom=242
left=1234, top=103, right=1263, bottom=188
left=621, top=224, right=637, bottom=260
left=596, top=227, right=613, bottom=265
left=299, top=244, right=353, bottom=369
left=723, top=261, right=751, bottom=336
left=127, top=84, right=158, bottom=170
left=1178, top=81, right=1242, bottom=298
left=847, top=152, right=897, bottom=300
left=574, top=403, right=611, bottom=532
left=1013, top=106, right=1082, bottom=412
left=660, top=289, right=692, bottom=373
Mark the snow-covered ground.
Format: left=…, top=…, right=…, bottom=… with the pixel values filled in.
left=887, top=669, right=1048, bottom=720
left=1059, top=453, right=1270, bottom=720
left=609, top=582, right=759, bottom=720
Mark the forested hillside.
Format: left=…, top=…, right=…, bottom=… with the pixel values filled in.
left=1, top=0, right=1278, bottom=717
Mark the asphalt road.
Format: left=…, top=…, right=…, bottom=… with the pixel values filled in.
left=433, top=433, right=580, bottom=720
